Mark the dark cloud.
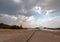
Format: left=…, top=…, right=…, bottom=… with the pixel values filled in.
left=22, top=0, right=43, bottom=10
left=42, top=0, right=60, bottom=12
left=0, top=0, right=60, bottom=27
left=0, top=0, right=43, bottom=16
left=0, top=0, right=60, bottom=16
left=0, top=0, right=21, bottom=15
left=0, top=16, right=15, bottom=24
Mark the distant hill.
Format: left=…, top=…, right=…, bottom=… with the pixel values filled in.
left=43, top=27, right=60, bottom=30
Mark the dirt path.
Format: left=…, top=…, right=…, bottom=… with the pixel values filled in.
left=0, top=29, right=60, bottom=42
left=29, top=31, right=60, bottom=42
left=4, top=31, right=35, bottom=42
left=0, top=29, right=34, bottom=42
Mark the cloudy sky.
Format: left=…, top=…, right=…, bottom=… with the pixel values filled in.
left=0, top=0, right=60, bottom=28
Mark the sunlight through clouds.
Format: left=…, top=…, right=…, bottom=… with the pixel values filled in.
left=46, top=10, right=55, bottom=15
left=13, top=0, right=21, bottom=3
left=40, top=16, right=60, bottom=28
left=0, top=0, right=60, bottom=28
left=32, top=6, right=42, bottom=14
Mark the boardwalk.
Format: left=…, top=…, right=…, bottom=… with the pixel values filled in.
left=0, top=29, right=60, bottom=42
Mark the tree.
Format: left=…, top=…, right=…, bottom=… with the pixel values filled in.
left=19, top=25, right=23, bottom=29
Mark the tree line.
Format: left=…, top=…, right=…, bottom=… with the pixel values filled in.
left=0, top=23, right=23, bottom=29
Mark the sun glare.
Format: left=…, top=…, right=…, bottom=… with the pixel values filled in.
left=33, top=6, right=41, bottom=14
left=13, top=0, right=21, bottom=3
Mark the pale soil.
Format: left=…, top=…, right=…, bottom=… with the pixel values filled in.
left=0, top=29, right=34, bottom=42
left=29, top=30, right=60, bottom=42
left=0, top=29, right=60, bottom=42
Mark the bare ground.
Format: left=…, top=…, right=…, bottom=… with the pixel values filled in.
left=29, top=30, right=60, bottom=42
left=0, top=29, right=60, bottom=42
left=0, top=29, right=34, bottom=42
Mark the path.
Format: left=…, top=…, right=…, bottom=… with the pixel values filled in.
left=0, top=29, right=60, bottom=42
left=29, top=31, right=60, bottom=42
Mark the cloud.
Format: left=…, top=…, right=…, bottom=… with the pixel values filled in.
left=26, top=16, right=41, bottom=28
left=0, top=13, right=28, bottom=25
left=40, top=16, right=60, bottom=28
left=0, top=0, right=21, bottom=15
left=13, top=0, right=22, bottom=3
left=0, top=14, right=17, bottom=20
left=0, top=0, right=60, bottom=28
left=26, top=14, right=60, bottom=28
left=0, top=14, right=17, bottom=24
left=40, top=0, right=60, bottom=14
left=0, top=0, right=60, bottom=15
